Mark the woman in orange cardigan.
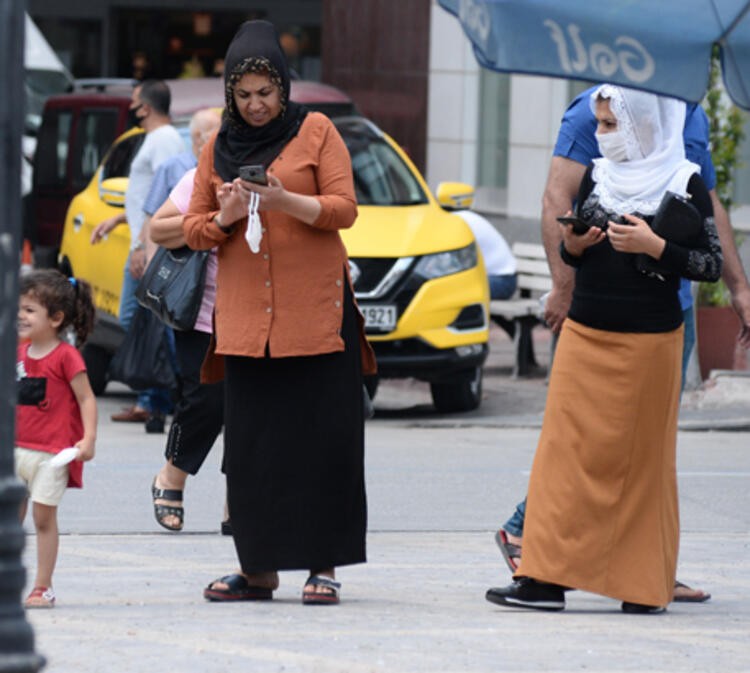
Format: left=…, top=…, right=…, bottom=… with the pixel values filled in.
left=183, top=20, right=374, bottom=606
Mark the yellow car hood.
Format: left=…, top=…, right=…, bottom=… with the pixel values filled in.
left=341, top=204, right=475, bottom=258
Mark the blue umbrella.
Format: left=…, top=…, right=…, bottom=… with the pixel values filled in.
left=438, top=0, right=750, bottom=108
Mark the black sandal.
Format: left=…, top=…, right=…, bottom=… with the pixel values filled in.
left=204, top=574, right=273, bottom=602
left=151, top=478, right=184, bottom=532
left=302, top=575, right=341, bottom=605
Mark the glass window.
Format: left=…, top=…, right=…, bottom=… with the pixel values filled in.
left=338, top=123, right=427, bottom=206
left=100, top=134, right=146, bottom=181
left=25, top=69, right=73, bottom=135
left=567, top=79, right=594, bottom=100
left=33, top=109, right=72, bottom=189
left=71, top=109, right=121, bottom=191
left=477, top=70, right=510, bottom=189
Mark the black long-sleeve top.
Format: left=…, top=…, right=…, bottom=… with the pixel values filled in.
left=562, top=168, right=723, bottom=333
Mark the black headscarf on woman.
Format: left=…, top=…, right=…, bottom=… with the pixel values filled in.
left=213, top=20, right=307, bottom=182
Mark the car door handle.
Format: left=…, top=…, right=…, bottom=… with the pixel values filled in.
left=73, top=214, right=84, bottom=232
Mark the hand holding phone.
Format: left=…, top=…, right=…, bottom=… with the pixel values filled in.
left=556, top=215, right=590, bottom=235
left=239, top=164, right=268, bottom=186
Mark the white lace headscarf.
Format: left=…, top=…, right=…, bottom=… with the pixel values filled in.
left=590, top=84, right=700, bottom=215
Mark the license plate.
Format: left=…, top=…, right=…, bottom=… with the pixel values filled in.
left=361, top=304, right=397, bottom=331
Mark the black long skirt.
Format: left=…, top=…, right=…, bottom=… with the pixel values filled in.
left=223, top=287, right=367, bottom=573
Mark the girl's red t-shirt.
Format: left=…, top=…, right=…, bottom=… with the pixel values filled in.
left=16, top=341, right=87, bottom=488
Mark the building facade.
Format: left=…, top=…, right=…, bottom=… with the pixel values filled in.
left=28, top=0, right=750, bottom=223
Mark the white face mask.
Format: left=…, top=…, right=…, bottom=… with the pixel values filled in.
left=596, top=130, right=629, bottom=163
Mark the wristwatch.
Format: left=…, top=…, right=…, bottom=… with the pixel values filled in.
left=214, top=214, right=233, bottom=235
left=132, top=240, right=145, bottom=252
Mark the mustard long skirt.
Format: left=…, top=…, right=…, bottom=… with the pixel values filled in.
left=517, top=318, right=683, bottom=607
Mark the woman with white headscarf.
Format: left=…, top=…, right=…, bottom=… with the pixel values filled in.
left=486, top=85, right=722, bottom=614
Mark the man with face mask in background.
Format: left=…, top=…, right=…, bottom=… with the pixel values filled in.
left=494, top=85, right=750, bottom=604
left=90, top=80, right=185, bottom=431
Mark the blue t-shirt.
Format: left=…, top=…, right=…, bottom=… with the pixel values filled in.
left=142, top=151, right=197, bottom=216
left=553, top=86, right=717, bottom=311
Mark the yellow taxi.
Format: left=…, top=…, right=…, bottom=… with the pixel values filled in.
left=60, top=115, right=490, bottom=412
left=337, top=118, right=489, bottom=412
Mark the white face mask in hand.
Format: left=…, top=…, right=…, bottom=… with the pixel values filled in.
left=245, top=191, right=262, bottom=253
left=596, top=130, right=629, bottom=163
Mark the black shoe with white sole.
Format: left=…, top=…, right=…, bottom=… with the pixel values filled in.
left=621, top=601, right=666, bottom=614
left=486, top=577, right=565, bottom=611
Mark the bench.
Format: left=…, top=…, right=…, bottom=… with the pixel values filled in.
left=489, top=242, right=553, bottom=377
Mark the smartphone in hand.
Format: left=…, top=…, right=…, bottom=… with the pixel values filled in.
left=556, top=215, right=590, bottom=235
left=239, top=164, right=268, bottom=185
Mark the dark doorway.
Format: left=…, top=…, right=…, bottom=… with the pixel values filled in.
left=112, top=9, right=323, bottom=82
left=113, top=9, right=266, bottom=81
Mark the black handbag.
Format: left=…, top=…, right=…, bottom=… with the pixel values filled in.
left=136, top=245, right=209, bottom=331
left=109, top=306, right=177, bottom=390
left=636, top=191, right=703, bottom=278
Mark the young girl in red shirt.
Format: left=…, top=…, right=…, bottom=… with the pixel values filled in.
left=16, top=269, right=97, bottom=608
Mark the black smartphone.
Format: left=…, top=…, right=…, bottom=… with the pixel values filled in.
left=239, top=164, right=268, bottom=185
left=556, top=215, right=590, bottom=235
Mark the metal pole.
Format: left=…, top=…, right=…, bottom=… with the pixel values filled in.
left=0, top=0, right=45, bottom=670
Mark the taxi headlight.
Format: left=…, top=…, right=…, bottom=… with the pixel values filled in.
left=413, top=243, right=477, bottom=279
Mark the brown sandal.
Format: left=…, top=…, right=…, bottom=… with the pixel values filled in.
left=672, top=580, right=711, bottom=603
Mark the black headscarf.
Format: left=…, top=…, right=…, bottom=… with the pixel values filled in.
left=213, top=20, right=307, bottom=182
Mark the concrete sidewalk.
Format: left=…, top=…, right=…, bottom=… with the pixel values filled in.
left=24, top=530, right=749, bottom=673
left=21, top=413, right=750, bottom=673
left=17, top=326, right=750, bottom=672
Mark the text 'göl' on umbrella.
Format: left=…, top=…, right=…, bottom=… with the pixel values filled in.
left=439, top=0, right=750, bottom=109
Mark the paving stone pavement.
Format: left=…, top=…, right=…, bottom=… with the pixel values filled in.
left=15, top=326, right=750, bottom=672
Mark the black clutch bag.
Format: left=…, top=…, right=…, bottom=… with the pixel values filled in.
left=636, top=191, right=702, bottom=278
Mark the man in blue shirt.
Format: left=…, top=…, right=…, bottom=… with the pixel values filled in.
left=497, top=86, right=750, bottom=603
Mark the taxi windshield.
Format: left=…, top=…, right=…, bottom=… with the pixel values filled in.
left=338, top=121, right=428, bottom=207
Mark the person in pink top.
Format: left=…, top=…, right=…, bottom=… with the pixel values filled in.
left=16, top=269, right=98, bottom=608
left=149, top=163, right=225, bottom=533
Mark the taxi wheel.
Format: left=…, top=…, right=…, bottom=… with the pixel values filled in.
left=82, top=344, right=111, bottom=396
left=430, top=366, right=482, bottom=413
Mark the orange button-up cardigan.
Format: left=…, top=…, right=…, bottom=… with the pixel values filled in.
left=183, top=112, right=376, bottom=382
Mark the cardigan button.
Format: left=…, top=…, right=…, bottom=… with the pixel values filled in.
left=266, top=307, right=272, bottom=313
left=335, top=279, right=342, bottom=287
left=334, top=300, right=341, bottom=308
